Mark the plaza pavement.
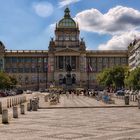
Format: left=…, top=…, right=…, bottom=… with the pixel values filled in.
left=0, top=94, right=140, bottom=140
left=39, top=94, right=138, bottom=108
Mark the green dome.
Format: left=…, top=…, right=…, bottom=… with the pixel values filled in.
left=58, top=8, right=76, bottom=28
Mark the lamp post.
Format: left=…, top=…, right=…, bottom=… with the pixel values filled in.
left=46, top=65, right=48, bottom=89
left=37, top=66, right=40, bottom=91
left=25, top=79, right=28, bottom=90
left=87, top=71, right=89, bottom=89
left=87, top=58, right=90, bottom=89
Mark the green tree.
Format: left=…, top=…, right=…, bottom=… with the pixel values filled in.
left=97, top=68, right=113, bottom=88
left=97, top=66, right=128, bottom=89
left=9, top=76, right=17, bottom=88
left=125, top=67, right=140, bottom=90
left=0, top=72, right=17, bottom=89
left=0, top=72, right=11, bottom=89
left=112, top=66, right=125, bottom=89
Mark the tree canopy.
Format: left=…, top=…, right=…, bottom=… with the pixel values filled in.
left=0, top=72, right=17, bottom=89
left=97, top=66, right=128, bottom=89
left=125, top=67, right=140, bottom=90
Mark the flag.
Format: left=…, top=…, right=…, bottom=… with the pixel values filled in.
left=87, top=61, right=93, bottom=72
left=44, top=63, right=50, bottom=72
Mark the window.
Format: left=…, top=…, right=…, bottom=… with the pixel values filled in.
left=97, top=63, right=102, bottom=72
left=71, top=56, right=76, bottom=69
left=5, top=57, right=12, bottom=63
left=32, top=58, right=37, bottom=63
left=12, top=57, right=18, bottom=63
left=97, top=58, right=102, bottom=63
left=18, top=68, right=24, bottom=73
left=71, top=35, right=76, bottom=41
left=115, top=58, right=120, bottom=64
left=18, top=57, right=24, bottom=63
left=38, top=58, right=42, bottom=63
left=64, top=35, right=69, bottom=41
left=44, top=58, right=47, bottom=63
left=24, top=68, right=30, bottom=73
left=59, top=56, right=63, bottom=69
left=121, top=58, right=126, bottom=63
left=24, top=58, right=31, bottom=63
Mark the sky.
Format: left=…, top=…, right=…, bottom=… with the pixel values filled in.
left=0, top=0, right=140, bottom=50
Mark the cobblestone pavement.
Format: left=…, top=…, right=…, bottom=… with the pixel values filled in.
left=0, top=94, right=140, bottom=140
left=0, top=107, right=140, bottom=140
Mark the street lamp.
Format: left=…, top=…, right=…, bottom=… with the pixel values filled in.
left=45, top=65, right=48, bottom=89
left=37, top=66, right=40, bottom=91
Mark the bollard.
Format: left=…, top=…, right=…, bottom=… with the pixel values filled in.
left=20, top=104, right=25, bottom=114
left=7, top=99, right=9, bottom=108
left=27, top=103, right=31, bottom=111
left=10, top=99, right=12, bottom=107
left=13, top=106, right=18, bottom=118
left=32, top=99, right=38, bottom=111
left=30, top=99, right=32, bottom=110
left=2, top=109, right=9, bottom=124
left=138, top=98, right=140, bottom=109
left=44, top=95, right=48, bottom=102
left=0, top=102, right=2, bottom=114
left=124, top=95, right=129, bottom=105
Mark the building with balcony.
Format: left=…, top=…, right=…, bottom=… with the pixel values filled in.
left=128, top=39, right=140, bottom=71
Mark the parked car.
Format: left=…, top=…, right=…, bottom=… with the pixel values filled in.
left=16, top=89, right=23, bottom=95
left=26, top=90, right=32, bottom=94
left=116, top=89, right=125, bottom=96
left=0, top=91, right=7, bottom=97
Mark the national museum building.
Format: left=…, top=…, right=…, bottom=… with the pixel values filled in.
left=0, top=8, right=128, bottom=90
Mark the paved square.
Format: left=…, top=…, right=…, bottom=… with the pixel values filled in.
left=0, top=94, right=140, bottom=140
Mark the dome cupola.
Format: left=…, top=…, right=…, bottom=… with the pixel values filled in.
left=58, top=7, right=76, bottom=28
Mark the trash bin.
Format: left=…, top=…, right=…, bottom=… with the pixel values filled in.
left=124, top=95, right=129, bottom=105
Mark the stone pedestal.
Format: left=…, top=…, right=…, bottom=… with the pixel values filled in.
left=32, top=99, right=38, bottom=111
left=13, top=106, right=18, bottom=118
left=20, top=104, right=25, bottom=114
left=2, top=109, right=8, bottom=124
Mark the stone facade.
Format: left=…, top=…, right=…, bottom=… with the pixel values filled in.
left=0, top=8, right=128, bottom=90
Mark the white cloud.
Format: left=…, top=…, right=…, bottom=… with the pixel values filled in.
left=74, top=6, right=140, bottom=50
left=59, top=0, right=81, bottom=8
left=75, top=6, right=140, bottom=35
left=33, top=2, right=53, bottom=17
left=98, top=31, right=140, bottom=50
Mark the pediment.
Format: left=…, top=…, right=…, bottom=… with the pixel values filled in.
left=55, top=48, right=79, bottom=53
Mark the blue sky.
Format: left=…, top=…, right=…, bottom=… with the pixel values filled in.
left=0, top=0, right=140, bottom=50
